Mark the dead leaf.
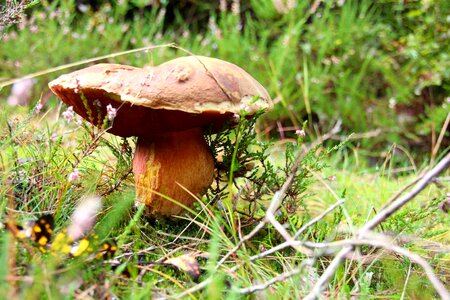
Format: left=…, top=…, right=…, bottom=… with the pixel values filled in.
left=164, top=253, right=201, bottom=281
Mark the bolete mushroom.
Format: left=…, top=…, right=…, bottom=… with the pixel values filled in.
left=49, top=56, right=272, bottom=217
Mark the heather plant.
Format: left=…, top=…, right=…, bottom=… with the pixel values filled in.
left=0, top=0, right=35, bottom=35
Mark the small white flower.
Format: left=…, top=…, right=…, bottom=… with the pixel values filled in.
left=240, top=104, right=251, bottom=113
left=50, top=9, right=60, bottom=19
left=76, top=116, right=83, bottom=126
left=296, top=129, right=306, bottom=137
left=220, top=0, right=227, bottom=11
left=97, top=24, right=105, bottom=33
left=106, top=104, right=117, bottom=121
left=231, top=0, right=240, bottom=15
left=120, top=24, right=129, bottom=32
left=232, top=113, right=240, bottom=123
left=35, top=101, right=43, bottom=113
left=388, top=98, right=396, bottom=109
left=68, top=168, right=80, bottom=182
left=62, top=106, right=75, bottom=123
left=77, top=3, right=89, bottom=13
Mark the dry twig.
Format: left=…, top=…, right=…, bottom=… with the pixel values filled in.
left=234, top=236, right=449, bottom=298
left=236, top=266, right=304, bottom=294
left=305, top=152, right=450, bottom=300
left=431, top=112, right=450, bottom=164
left=304, top=237, right=450, bottom=300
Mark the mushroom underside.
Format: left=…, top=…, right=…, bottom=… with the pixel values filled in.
left=50, top=85, right=234, bottom=137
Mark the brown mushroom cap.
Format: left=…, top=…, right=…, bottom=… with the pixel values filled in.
left=49, top=56, right=272, bottom=138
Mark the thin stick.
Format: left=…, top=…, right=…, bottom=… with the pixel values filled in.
left=236, top=267, right=304, bottom=294
left=242, top=200, right=347, bottom=262
left=431, top=112, right=450, bottom=164
left=216, top=220, right=267, bottom=269
left=166, top=278, right=211, bottom=300
left=362, top=152, right=450, bottom=232
left=400, top=263, right=412, bottom=300
left=294, top=199, right=346, bottom=239
left=379, top=171, right=425, bottom=211
left=0, top=43, right=176, bottom=88
left=262, top=121, right=343, bottom=254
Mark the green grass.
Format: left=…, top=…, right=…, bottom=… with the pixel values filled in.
left=0, top=102, right=448, bottom=299
left=1, top=0, right=449, bottom=150
left=0, top=0, right=449, bottom=299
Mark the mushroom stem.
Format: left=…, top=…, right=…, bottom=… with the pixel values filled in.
left=133, top=128, right=214, bottom=217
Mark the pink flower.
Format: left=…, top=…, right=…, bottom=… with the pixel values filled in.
left=62, top=106, right=75, bottom=123
left=67, top=196, right=102, bottom=240
left=68, top=168, right=80, bottom=182
left=106, top=104, right=117, bottom=121
left=7, top=78, right=34, bottom=106
left=35, top=101, right=43, bottom=113
left=76, top=116, right=83, bottom=126
left=296, top=129, right=306, bottom=137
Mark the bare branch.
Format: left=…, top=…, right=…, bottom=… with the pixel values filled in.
left=216, top=124, right=344, bottom=268
left=246, top=199, right=347, bottom=262
left=216, top=220, right=267, bottom=269
left=235, top=236, right=449, bottom=298
left=431, top=112, right=450, bottom=163
left=361, top=152, right=450, bottom=233
left=168, top=278, right=212, bottom=300
left=379, top=171, right=425, bottom=210
left=305, top=152, right=450, bottom=300
left=304, top=238, right=450, bottom=300
left=236, top=266, right=304, bottom=295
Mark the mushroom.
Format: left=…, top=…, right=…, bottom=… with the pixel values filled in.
left=49, top=56, right=272, bottom=217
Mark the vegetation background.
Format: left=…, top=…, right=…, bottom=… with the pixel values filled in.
left=0, top=0, right=449, bottom=299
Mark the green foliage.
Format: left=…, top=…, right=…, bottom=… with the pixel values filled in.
left=0, top=103, right=134, bottom=218
left=0, top=0, right=36, bottom=33
left=0, top=1, right=449, bottom=299
left=206, top=111, right=326, bottom=224
left=1, top=0, right=448, bottom=151
left=0, top=101, right=332, bottom=298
